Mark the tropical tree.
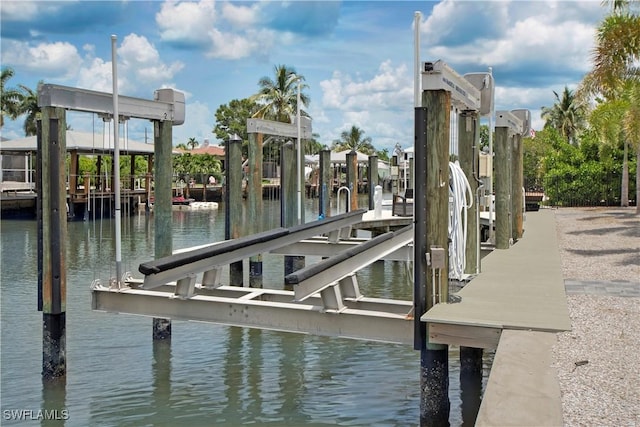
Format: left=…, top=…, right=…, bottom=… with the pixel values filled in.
left=540, top=87, right=586, bottom=145
left=376, top=148, right=390, bottom=162
left=187, top=137, right=199, bottom=150
left=304, top=133, right=324, bottom=155
left=331, top=125, right=375, bottom=155
left=1, top=67, right=22, bottom=128
left=580, top=0, right=640, bottom=210
left=17, top=83, right=40, bottom=136
left=251, top=65, right=310, bottom=123
left=213, top=97, right=260, bottom=157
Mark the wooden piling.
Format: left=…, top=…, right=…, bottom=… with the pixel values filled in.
left=346, top=150, right=358, bottom=212
left=226, top=135, right=243, bottom=285
left=38, top=109, right=67, bottom=379
left=319, top=148, right=331, bottom=218
left=494, top=126, right=511, bottom=249
left=512, top=133, right=524, bottom=240
left=368, top=155, right=378, bottom=210
left=458, top=112, right=479, bottom=274
left=153, top=120, right=173, bottom=340
left=460, top=346, right=483, bottom=425
left=415, top=89, right=451, bottom=426
left=282, top=142, right=305, bottom=278
left=458, top=113, right=483, bottom=423
left=248, top=132, right=263, bottom=288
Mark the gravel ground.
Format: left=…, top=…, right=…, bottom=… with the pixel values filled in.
left=552, top=207, right=640, bottom=426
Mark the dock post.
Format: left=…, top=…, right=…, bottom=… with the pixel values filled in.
left=460, top=346, right=483, bottom=425
left=248, top=132, right=263, bottom=288
left=152, top=119, right=173, bottom=340
left=512, top=133, right=524, bottom=240
left=282, top=141, right=305, bottom=279
left=346, top=150, right=358, bottom=211
left=368, top=155, right=378, bottom=210
left=458, top=112, right=483, bottom=424
left=415, top=89, right=451, bottom=426
left=38, top=110, right=68, bottom=379
left=226, top=134, right=243, bottom=285
left=494, top=125, right=511, bottom=249
left=319, top=148, right=331, bottom=218
left=458, top=111, right=480, bottom=275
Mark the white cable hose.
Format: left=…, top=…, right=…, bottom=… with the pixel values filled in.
left=448, top=161, right=473, bottom=280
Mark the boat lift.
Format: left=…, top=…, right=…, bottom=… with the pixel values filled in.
left=91, top=210, right=415, bottom=345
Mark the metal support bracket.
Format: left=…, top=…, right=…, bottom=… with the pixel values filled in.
left=339, top=274, right=362, bottom=300
left=320, top=284, right=346, bottom=312
left=201, top=268, right=222, bottom=289
left=174, top=275, right=196, bottom=299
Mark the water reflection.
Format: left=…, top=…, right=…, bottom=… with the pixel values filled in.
left=2, top=195, right=489, bottom=426
left=41, top=377, right=67, bottom=427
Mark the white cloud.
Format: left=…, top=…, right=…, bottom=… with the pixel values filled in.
left=119, top=34, right=184, bottom=88
left=76, top=57, right=115, bottom=93
left=221, top=2, right=259, bottom=28
left=0, top=0, right=61, bottom=21
left=156, top=0, right=217, bottom=45
left=321, top=61, right=413, bottom=111
left=76, top=34, right=183, bottom=96
left=1, top=40, right=83, bottom=79
left=421, top=0, right=604, bottom=77
left=318, top=61, right=415, bottom=150
left=172, top=101, right=214, bottom=145
left=206, top=28, right=274, bottom=60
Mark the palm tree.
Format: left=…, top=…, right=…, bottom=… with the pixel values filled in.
left=251, top=65, right=310, bottom=123
left=540, top=87, right=586, bottom=145
left=580, top=0, right=640, bottom=210
left=331, top=125, right=375, bottom=155
left=1, top=67, right=22, bottom=128
left=187, top=137, right=199, bottom=150
left=18, top=83, right=40, bottom=136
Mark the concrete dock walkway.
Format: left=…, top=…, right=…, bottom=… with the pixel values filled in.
left=422, top=209, right=571, bottom=426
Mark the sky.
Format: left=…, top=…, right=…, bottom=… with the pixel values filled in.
left=1, top=0, right=608, bottom=154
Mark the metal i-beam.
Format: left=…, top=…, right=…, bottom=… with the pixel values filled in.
left=91, top=285, right=413, bottom=345
left=136, top=284, right=413, bottom=316
left=38, top=84, right=185, bottom=125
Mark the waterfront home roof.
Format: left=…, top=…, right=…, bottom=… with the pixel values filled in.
left=188, top=144, right=225, bottom=156
left=0, top=131, right=179, bottom=155
left=305, top=150, right=371, bottom=165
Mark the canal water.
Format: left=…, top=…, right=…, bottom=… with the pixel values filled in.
left=1, top=198, right=490, bottom=426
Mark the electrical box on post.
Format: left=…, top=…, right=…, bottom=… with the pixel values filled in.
left=479, top=152, right=492, bottom=178
left=430, top=247, right=446, bottom=269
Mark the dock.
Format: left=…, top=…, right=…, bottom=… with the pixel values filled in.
left=422, top=209, right=571, bottom=425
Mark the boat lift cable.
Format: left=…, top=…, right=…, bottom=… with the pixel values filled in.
left=448, top=160, right=473, bottom=281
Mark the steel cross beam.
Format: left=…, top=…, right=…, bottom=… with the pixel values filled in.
left=37, top=84, right=185, bottom=125
left=91, top=285, right=414, bottom=345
